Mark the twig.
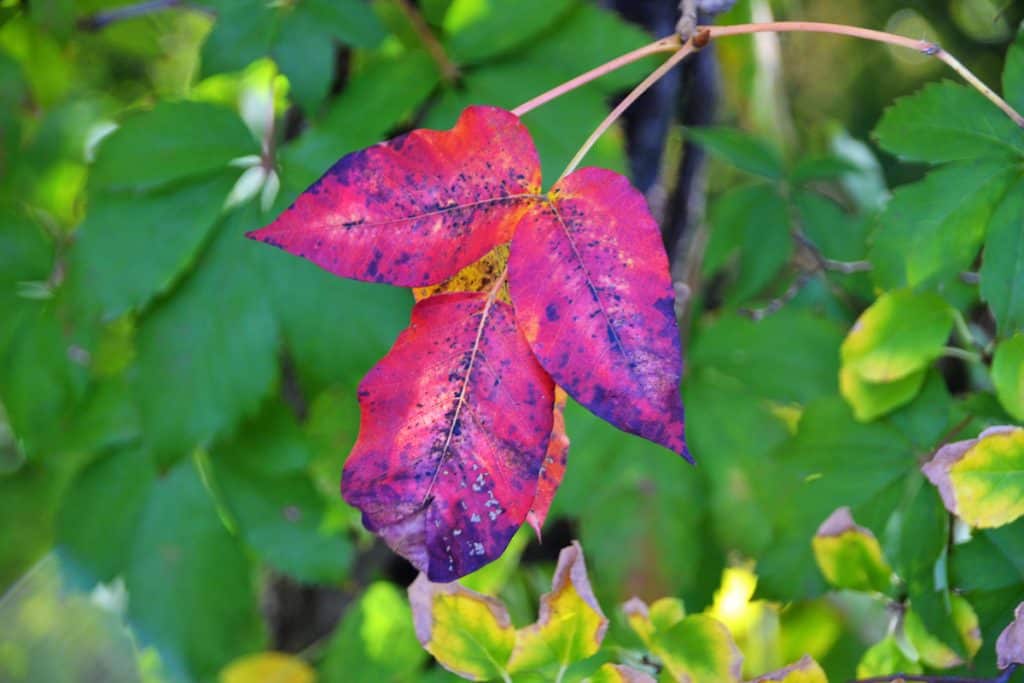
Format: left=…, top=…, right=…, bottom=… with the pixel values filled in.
left=559, top=40, right=698, bottom=180
left=704, top=21, right=1024, bottom=128
left=850, top=663, right=1019, bottom=683
left=793, top=231, right=872, bottom=274
left=393, top=0, right=460, bottom=86
left=77, top=0, right=210, bottom=30
left=512, top=36, right=682, bottom=117
left=740, top=272, right=813, bottom=321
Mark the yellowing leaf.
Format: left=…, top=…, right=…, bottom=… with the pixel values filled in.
left=507, top=541, right=608, bottom=674
left=413, top=244, right=511, bottom=303
left=812, top=507, right=892, bottom=593
left=622, top=596, right=686, bottom=648
left=992, top=335, right=1024, bottom=421
left=904, top=595, right=982, bottom=669
left=922, top=426, right=1024, bottom=528
left=587, top=662, right=656, bottom=683
left=218, top=652, right=315, bottom=683
left=408, top=574, right=515, bottom=681
left=996, top=602, right=1024, bottom=670
left=856, top=637, right=922, bottom=678
left=651, top=614, right=743, bottom=683
left=749, top=655, right=828, bottom=683
left=839, top=365, right=928, bottom=422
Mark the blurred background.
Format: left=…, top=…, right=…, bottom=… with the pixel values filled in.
left=1, top=0, right=1022, bottom=681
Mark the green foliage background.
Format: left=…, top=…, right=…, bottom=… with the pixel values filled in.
left=0, top=0, right=1022, bottom=681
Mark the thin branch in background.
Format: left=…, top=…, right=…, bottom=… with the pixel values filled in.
left=393, top=0, right=460, bottom=86
left=792, top=230, right=872, bottom=274
left=77, top=0, right=211, bottom=31
left=740, top=272, right=813, bottom=321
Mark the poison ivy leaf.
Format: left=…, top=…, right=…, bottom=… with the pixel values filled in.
left=870, top=161, right=1015, bottom=290
left=1005, top=29, right=1024, bottom=115
left=811, top=507, right=892, bottom=593
left=443, top=0, right=575, bottom=64
left=343, top=293, right=554, bottom=581
left=923, top=425, right=1024, bottom=528
left=134, top=206, right=280, bottom=466
left=997, top=602, right=1024, bottom=670
left=507, top=541, right=608, bottom=673
left=904, top=595, right=981, bottom=669
left=220, top=652, right=314, bottom=683
left=874, top=81, right=1024, bottom=162
left=70, top=173, right=236, bottom=319
left=749, top=655, right=827, bottom=683
left=90, top=101, right=255, bottom=191
left=526, top=387, right=569, bottom=538
left=321, top=582, right=426, bottom=683
left=685, top=126, right=784, bottom=179
left=409, top=573, right=516, bottom=681
left=992, top=335, right=1024, bottom=420
left=980, top=176, right=1024, bottom=335
left=509, top=167, right=687, bottom=458
left=651, top=614, right=743, bottom=683
left=855, top=637, right=921, bottom=678
left=587, top=663, right=656, bottom=683
left=250, top=106, right=541, bottom=287
left=209, top=406, right=352, bottom=584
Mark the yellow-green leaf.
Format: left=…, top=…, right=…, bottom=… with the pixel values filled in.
left=996, top=602, right=1024, bottom=670
left=219, top=652, right=315, bottom=683
left=408, top=574, right=515, bottom=681
left=922, top=426, right=1024, bottom=528
left=651, top=615, right=743, bottom=683
left=508, top=541, right=608, bottom=674
left=749, top=655, right=828, bottom=683
left=904, top=595, right=981, bottom=669
left=841, top=290, right=952, bottom=383
left=587, top=663, right=656, bottom=683
left=812, top=507, right=892, bottom=593
left=839, top=365, right=928, bottom=422
left=623, top=597, right=686, bottom=648
left=992, top=335, right=1024, bottom=421
left=856, top=637, right=922, bottom=678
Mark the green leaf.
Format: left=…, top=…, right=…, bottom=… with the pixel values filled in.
left=199, top=2, right=276, bottom=75
left=133, top=206, right=279, bottom=466
left=839, top=366, right=928, bottom=423
left=299, top=0, right=387, bottom=48
left=789, top=156, right=859, bottom=184
left=1005, top=29, right=1024, bottom=115
left=870, top=161, right=1016, bottom=290
left=70, top=173, right=235, bottom=319
left=409, top=574, right=516, bottom=681
left=855, top=637, right=921, bottom=678
left=951, top=521, right=1024, bottom=593
left=748, top=655, right=828, bottom=683
left=842, top=290, right=952, bottom=383
left=507, top=542, right=608, bottom=674
left=812, top=507, right=893, bottom=593
left=980, top=176, right=1024, bottom=336
left=686, top=126, right=784, bottom=179
left=320, top=582, right=426, bottom=683
left=273, top=11, right=334, bottom=114
left=444, top=0, right=575, bottom=64
left=220, top=652, right=314, bottom=683
left=894, top=476, right=948, bottom=585
left=992, top=335, right=1024, bottom=420
left=923, top=426, right=1024, bottom=529
left=904, top=592, right=981, bottom=668
left=651, top=615, right=743, bottom=683
left=874, top=81, right=1024, bottom=162
left=91, top=102, right=255, bottom=191
left=209, top=405, right=352, bottom=583
left=125, top=459, right=265, bottom=680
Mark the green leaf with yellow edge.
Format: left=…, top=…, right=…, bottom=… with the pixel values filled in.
left=409, top=574, right=515, bottom=681
left=623, top=597, right=686, bottom=648
left=841, top=290, right=953, bottom=384
left=219, top=652, right=314, bottom=683
left=856, top=637, right=922, bottom=678
left=651, top=615, right=743, bottom=683
left=749, top=655, right=828, bottom=683
left=840, top=365, right=928, bottom=423
left=992, top=335, right=1024, bottom=421
left=812, top=507, right=892, bottom=593
left=507, top=541, right=608, bottom=674
left=904, top=595, right=982, bottom=669
left=587, top=663, right=656, bottom=683
left=923, top=426, right=1024, bottom=528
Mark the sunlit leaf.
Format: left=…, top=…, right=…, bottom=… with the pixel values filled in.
left=812, top=507, right=892, bottom=593
left=651, top=614, right=743, bottom=683
left=219, top=652, right=314, bottom=683
left=855, top=637, right=921, bottom=678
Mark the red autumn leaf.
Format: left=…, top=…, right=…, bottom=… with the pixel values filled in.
left=508, top=167, right=688, bottom=459
left=247, top=106, right=542, bottom=287
left=342, top=292, right=555, bottom=581
left=526, top=387, right=570, bottom=539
